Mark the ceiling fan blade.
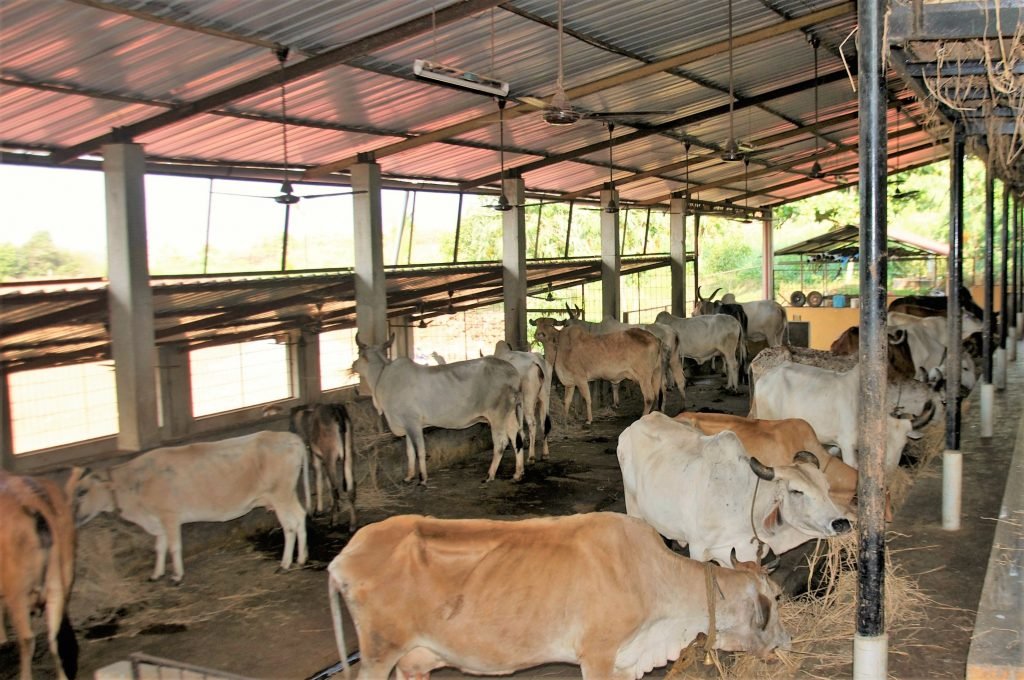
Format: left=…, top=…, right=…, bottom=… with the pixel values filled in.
left=211, top=191, right=277, bottom=199
left=517, top=95, right=550, bottom=109
left=583, top=110, right=677, bottom=118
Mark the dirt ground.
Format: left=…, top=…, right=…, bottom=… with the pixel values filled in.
left=2, top=362, right=1020, bottom=680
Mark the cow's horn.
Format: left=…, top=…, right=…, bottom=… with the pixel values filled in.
left=793, top=450, right=820, bottom=469
left=696, top=285, right=706, bottom=301
left=749, top=456, right=775, bottom=481
left=708, top=287, right=722, bottom=301
left=355, top=332, right=366, bottom=350
left=888, top=328, right=907, bottom=345
left=529, top=318, right=537, bottom=326
left=911, top=398, right=936, bottom=429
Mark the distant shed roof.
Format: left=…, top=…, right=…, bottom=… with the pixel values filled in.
left=774, top=224, right=949, bottom=259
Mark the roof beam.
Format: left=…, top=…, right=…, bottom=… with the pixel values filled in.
left=461, top=66, right=855, bottom=191
left=888, top=2, right=1023, bottom=41
left=304, top=2, right=854, bottom=179
left=50, top=0, right=508, bottom=164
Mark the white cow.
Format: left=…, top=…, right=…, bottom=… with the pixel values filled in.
left=353, top=334, right=523, bottom=485
left=492, top=340, right=552, bottom=463
left=75, top=431, right=309, bottom=582
left=750, top=361, right=919, bottom=470
left=618, top=412, right=851, bottom=564
left=711, top=291, right=788, bottom=346
left=888, top=311, right=980, bottom=390
left=655, top=311, right=746, bottom=391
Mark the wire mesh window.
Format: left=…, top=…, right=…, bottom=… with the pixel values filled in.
left=320, top=328, right=359, bottom=390
left=8, top=362, right=118, bottom=453
left=411, top=304, right=506, bottom=364
left=190, top=339, right=291, bottom=417
left=620, top=266, right=673, bottom=323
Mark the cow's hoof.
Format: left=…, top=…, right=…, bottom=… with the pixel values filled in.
left=403, top=476, right=415, bottom=484
left=527, top=457, right=536, bottom=465
left=481, top=477, right=494, bottom=484
left=582, top=422, right=593, bottom=430
left=170, top=576, right=184, bottom=586
left=418, top=481, right=429, bottom=489
left=512, top=476, right=524, bottom=484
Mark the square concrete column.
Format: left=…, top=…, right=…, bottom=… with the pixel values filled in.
left=290, top=329, right=322, bottom=405
left=762, top=208, right=775, bottom=300
left=502, top=175, right=528, bottom=350
left=104, top=143, right=160, bottom=451
left=670, top=193, right=688, bottom=317
left=352, top=156, right=388, bottom=347
left=601, top=187, right=621, bottom=322
left=157, top=342, right=192, bottom=440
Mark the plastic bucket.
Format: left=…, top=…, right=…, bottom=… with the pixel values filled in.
left=833, top=294, right=847, bottom=308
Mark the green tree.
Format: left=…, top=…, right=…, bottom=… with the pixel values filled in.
left=0, top=231, right=96, bottom=281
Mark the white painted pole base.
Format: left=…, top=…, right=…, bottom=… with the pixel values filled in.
left=1009, top=329, right=1018, bottom=361
left=994, top=347, right=1007, bottom=390
left=853, top=633, right=888, bottom=680
left=1017, top=312, right=1023, bottom=339
left=981, top=383, right=995, bottom=438
left=942, top=450, right=962, bottom=530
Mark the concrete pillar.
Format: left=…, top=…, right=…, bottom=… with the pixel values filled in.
left=394, top=316, right=415, bottom=360
left=601, top=186, right=621, bottom=322
left=104, top=143, right=160, bottom=452
left=0, top=363, right=13, bottom=471
left=352, top=155, right=388, bottom=347
left=762, top=208, right=775, bottom=301
left=157, top=343, right=192, bottom=440
left=291, top=329, right=322, bottom=405
left=669, top=193, right=688, bottom=317
left=502, top=175, right=528, bottom=351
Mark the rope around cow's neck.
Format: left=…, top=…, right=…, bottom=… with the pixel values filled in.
left=749, top=477, right=767, bottom=562
left=103, top=469, right=122, bottom=515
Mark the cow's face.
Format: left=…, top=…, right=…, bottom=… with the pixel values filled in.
left=769, top=456, right=852, bottom=539
left=74, top=473, right=115, bottom=525
left=531, top=318, right=561, bottom=345
left=717, top=564, right=790, bottom=657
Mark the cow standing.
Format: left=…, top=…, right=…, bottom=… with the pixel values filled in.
left=75, top=431, right=309, bottom=582
left=492, top=340, right=552, bottom=464
left=291, top=403, right=357, bottom=530
left=0, top=469, right=83, bottom=680
left=694, top=289, right=788, bottom=347
left=654, top=311, right=746, bottom=392
left=531, top=319, right=663, bottom=425
left=618, top=412, right=851, bottom=564
left=352, top=334, right=524, bottom=485
left=328, top=512, right=790, bottom=680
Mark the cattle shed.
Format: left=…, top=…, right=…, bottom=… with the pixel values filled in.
left=1, top=0, right=1023, bottom=678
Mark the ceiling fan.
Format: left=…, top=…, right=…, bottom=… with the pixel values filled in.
left=521, top=0, right=675, bottom=126
left=807, top=37, right=826, bottom=180
left=487, top=98, right=546, bottom=211
left=583, top=122, right=623, bottom=213
left=720, top=0, right=751, bottom=161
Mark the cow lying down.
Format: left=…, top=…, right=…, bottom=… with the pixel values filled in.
left=619, top=412, right=851, bottom=565
left=328, top=512, right=789, bottom=680
left=1, top=469, right=83, bottom=680
left=76, top=431, right=309, bottom=582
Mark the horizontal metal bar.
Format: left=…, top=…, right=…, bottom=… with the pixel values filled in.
left=888, top=2, right=1023, bottom=41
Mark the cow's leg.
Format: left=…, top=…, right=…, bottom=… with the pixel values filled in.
left=0, top=599, right=5, bottom=643
left=43, top=588, right=71, bottom=680
left=563, top=384, right=577, bottom=421
left=580, top=652, right=633, bottom=680
left=409, top=428, right=429, bottom=486
left=611, top=381, right=621, bottom=408
left=8, top=596, right=34, bottom=680
left=539, top=391, right=551, bottom=460
left=723, top=350, right=739, bottom=391
left=166, top=522, right=185, bottom=583
left=322, top=453, right=343, bottom=525
left=524, top=406, right=537, bottom=464
left=355, top=635, right=403, bottom=680
left=578, top=381, right=594, bottom=425
left=403, top=436, right=417, bottom=483
left=274, top=496, right=308, bottom=568
left=312, top=454, right=325, bottom=514
left=151, top=530, right=169, bottom=581
left=485, top=431, right=505, bottom=483
left=342, top=436, right=357, bottom=531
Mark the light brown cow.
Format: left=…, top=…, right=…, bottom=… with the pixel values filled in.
left=328, top=513, right=790, bottom=679
left=674, top=412, right=857, bottom=512
left=0, top=469, right=83, bottom=680
left=291, top=403, right=357, bottom=530
left=531, top=317, right=663, bottom=425
left=76, top=431, right=309, bottom=582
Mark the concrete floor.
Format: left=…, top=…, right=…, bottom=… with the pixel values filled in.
left=3, top=357, right=1021, bottom=680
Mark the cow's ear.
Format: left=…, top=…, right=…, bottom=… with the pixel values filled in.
left=755, top=593, right=772, bottom=631
left=529, top=318, right=537, bottom=326
left=65, top=466, right=86, bottom=497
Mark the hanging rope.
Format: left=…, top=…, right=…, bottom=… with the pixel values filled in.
left=276, top=47, right=291, bottom=189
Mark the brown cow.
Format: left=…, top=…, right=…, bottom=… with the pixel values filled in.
left=531, top=318, right=663, bottom=425
left=673, top=412, right=858, bottom=513
left=0, top=469, right=83, bottom=680
left=291, top=403, right=357, bottom=530
left=829, top=326, right=917, bottom=379
left=328, top=513, right=789, bottom=679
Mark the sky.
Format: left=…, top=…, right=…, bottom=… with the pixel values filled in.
left=0, top=163, right=469, bottom=270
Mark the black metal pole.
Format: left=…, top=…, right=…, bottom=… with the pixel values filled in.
left=856, top=0, right=888, bottom=651
left=1000, top=184, right=1009, bottom=351
left=946, top=129, right=964, bottom=451
left=692, top=213, right=700, bottom=317
left=983, top=166, right=994, bottom=385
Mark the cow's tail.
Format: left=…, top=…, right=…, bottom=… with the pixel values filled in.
left=515, top=396, right=525, bottom=452
left=57, top=612, right=79, bottom=680
left=301, top=439, right=311, bottom=513
left=338, top=404, right=357, bottom=531
left=328, top=576, right=353, bottom=679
